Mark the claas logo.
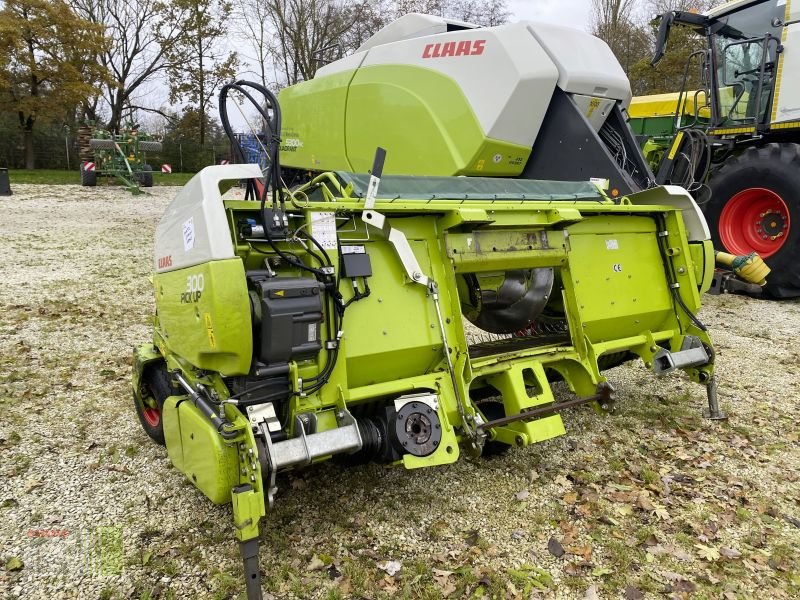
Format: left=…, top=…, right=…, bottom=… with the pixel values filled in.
left=422, top=39, right=486, bottom=59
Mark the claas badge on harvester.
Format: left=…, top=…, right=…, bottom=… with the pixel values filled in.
left=132, top=16, right=722, bottom=600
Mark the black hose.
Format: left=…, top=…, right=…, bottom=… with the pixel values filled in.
left=655, top=215, right=708, bottom=332
left=219, top=79, right=346, bottom=396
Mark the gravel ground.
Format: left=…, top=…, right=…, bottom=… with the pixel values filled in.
left=1, top=183, right=799, bottom=600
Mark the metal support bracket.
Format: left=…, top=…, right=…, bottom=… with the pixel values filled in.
left=652, top=335, right=709, bottom=376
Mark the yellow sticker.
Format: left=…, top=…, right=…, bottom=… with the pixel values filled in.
left=476, top=159, right=485, bottom=171
left=203, top=313, right=216, bottom=348
left=587, top=97, right=601, bottom=118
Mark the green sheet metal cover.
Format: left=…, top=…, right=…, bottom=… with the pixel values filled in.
left=337, top=172, right=604, bottom=202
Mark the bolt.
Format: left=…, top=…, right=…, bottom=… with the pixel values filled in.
left=650, top=345, right=657, bottom=352
left=678, top=267, right=686, bottom=274
left=762, top=235, right=769, bottom=240
left=645, top=361, right=652, bottom=369
left=515, top=436, right=524, bottom=447
left=412, top=271, right=421, bottom=280
left=601, top=403, right=609, bottom=410
left=778, top=231, right=784, bottom=237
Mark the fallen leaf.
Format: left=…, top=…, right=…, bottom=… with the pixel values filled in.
left=548, top=537, right=565, bottom=558
left=563, top=491, right=578, bottom=505
left=636, top=493, right=655, bottom=511
left=142, top=551, right=153, bottom=566
left=625, top=585, right=644, bottom=599
left=5, top=556, right=23, bottom=571
left=695, top=544, right=721, bottom=562
left=642, top=534, right=658, bottom=547
left=307, top=556, right=325, bottom=571
left=515, top=489, right=530, bottom=502
left=24, top=478, right=42, bottom=493
left=591, top=566, right=612, bottom=577
left=377, top=560, right=402, bottom=577
left=720, top=547, right=742, bottom=560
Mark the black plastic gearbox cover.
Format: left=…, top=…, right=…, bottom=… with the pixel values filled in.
left=247, top=273, right=324, bottom=365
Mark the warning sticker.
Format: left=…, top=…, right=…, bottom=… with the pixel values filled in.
left=605, top=239, right=619, bottom=250
left=204, top=313, right=216, bottom=348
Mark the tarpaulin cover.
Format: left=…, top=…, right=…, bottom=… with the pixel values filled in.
left=336, top=172, right=605, bottom=202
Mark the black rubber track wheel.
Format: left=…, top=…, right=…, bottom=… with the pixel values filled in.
left=133, top=364, right=173, bottom=445
left=706, top=143, right=800, bottom=298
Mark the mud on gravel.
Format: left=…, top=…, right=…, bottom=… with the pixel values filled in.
left=1, top=184, right=799, bottom=600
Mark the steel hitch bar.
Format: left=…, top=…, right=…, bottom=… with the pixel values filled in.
left=476, top=382, right=616, bottom=433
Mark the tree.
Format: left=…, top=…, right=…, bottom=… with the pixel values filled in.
left=162, top=0, right=238, bottom=145
left=447, top=0, right=510, bottom=26
left=0, top=0, right=108, bottom=168
left=264, top=0, right=369, bottom=85
left=69, top=0, right=189, bottom=132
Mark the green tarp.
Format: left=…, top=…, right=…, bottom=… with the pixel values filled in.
left=336, top=172, right=604, bottom=202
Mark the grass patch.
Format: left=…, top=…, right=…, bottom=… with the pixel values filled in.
left=8, top=169, right=194, bottom=186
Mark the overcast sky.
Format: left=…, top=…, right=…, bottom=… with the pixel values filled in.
left=510, top=0, right=593, bottom=31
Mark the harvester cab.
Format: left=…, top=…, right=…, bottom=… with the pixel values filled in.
left=133, top=15, right=721, bottom=600
left=630, top=0, right=800, bottom=297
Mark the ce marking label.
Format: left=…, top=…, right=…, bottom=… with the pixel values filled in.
left=613, top=264, right=623, bottom=273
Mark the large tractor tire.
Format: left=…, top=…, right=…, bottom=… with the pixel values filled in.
left=133, top=363, right=173, bottom=445
left=136, top=164, right=154, bottom=187
left=706, top=143, right=800, bottom=298
left=80, top=163, right=97, bottom=187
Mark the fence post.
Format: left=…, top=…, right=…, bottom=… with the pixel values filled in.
left=179, top=143, right=183, bottom=172
left=65, top=134, right=70, bottom=170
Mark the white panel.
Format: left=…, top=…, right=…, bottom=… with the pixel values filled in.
left=527, top=22, right=632, bottom=106
left=627, top=185, right=711, bottom=242
left=359, top=23, right=559, bottom=147
left=154, top=164, right=263, bottom=272
left=355, top=13, right=477, bottom=53
left=315, top=50, right=368, bottom=79
left=774, top=23, right=800, bottom=122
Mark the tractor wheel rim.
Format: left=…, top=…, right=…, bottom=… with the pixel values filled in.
left=718, top=187, right=791, bottom=258
left=143, top=407, right=161, bottom=427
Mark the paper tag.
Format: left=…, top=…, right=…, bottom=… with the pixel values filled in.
left=182, top=217, right=195, bottom=251
left=311, top=212, right=337, bottom=250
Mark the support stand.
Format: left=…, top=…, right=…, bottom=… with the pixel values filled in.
left=240, top=538, right=263, bottom=600
left=704, top=376, right=727, bottom=420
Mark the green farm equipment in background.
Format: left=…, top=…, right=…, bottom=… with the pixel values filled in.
left=629, top=0, right=800, bottom=298
left=80, top=123, right=162, bottom=193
